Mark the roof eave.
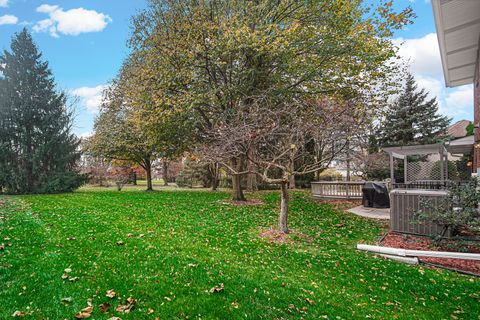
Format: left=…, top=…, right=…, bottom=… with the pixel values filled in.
left=432, top=0, right=452, bottom=87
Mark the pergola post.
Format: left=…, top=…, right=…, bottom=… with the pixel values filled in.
left=404, top=156, right=408, bottom=184
left=439, top=146, right=445, bottom=181
left=390, top=153, right=394, bottom=184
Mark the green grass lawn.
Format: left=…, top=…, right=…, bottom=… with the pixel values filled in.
left=135, top=179, right=166, bottom=186
left=0, top=189, right=479, bottom=319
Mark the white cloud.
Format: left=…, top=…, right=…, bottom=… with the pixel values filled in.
left=72, top=85, right=106, bottom=113
left=37, top=4, right=59, bottom=13
left=393, top=33, right=442, bottom=77
left=415, top=75, right=443, bottom=101
left=0, top=0, right=8, bottom=8
left=394, top=33, right=474, bottom=122
left=445, top=85, right=473, bottom=108
left=77, top=131, right=93, bottom=139
left=0, top=14, right=18, bottom=25
left=33, top=4, right=112, bottom=37
left=443, top=85, right=473, bottom=118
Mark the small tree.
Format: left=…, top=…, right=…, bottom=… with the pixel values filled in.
left=200, top=97, right=356, bottom=233
left=108, top=165, right=133, bottom=191
left=176, top=158, right=215, bottom=189
left=78, top=144, right=111, bottom=186
left=415, top=179, right=480, bottom=242
left=86, top=79, right=159, bottom=191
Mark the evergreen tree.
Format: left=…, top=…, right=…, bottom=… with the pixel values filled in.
left=0, top=29, right=85, bottom=194
left=378, top=73, right=451, bottom=147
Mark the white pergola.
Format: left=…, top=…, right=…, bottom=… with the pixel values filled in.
left=383, top=144, right=448, bottom=184
left=432, top=0, right=480, bottom=87
left=447, top=135, right=474, bottom=155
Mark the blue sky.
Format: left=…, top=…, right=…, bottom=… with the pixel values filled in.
left=0, top=0, right=473, bottom=136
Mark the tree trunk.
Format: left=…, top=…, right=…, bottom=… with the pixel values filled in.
left=288, top=174, right=295, bottom=189
left=163, top=160, right=169, bottom=186
left=288, top=150, right=295, bottom=189
left=246, top=147, right=257, bottom=191
left=279, top=181, right=289, bottom=233
left=145, top=160, right=153, bottom=191
left=346, top=138, right=351, bottom=182
left=231, top=157, right=246, bottom=201
left=246, top=172, right=257, bottom=191
left=211, top=162, right=219, bottom=191
left=232, top=174, right=246, bottom=201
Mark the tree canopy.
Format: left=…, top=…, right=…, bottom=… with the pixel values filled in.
left=121, top=0, right=414, bottom=230
left=87, top=63, right=191, bottom=191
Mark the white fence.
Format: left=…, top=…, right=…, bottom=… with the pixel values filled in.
left=311, top=181, right=365, bottom=200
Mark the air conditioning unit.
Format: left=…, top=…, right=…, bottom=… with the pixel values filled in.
left=390, top=189, right=450, bottom=237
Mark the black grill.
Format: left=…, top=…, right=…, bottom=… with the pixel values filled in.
left=362, top=182, right=390, bottom=208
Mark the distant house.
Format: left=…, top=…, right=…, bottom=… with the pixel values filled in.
left=448, top=120, right=471, bottom=138
left=445, top=120, right=474, bottom=161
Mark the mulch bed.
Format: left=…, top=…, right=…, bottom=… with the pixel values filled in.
left=259, top=229, right=312, bottom=244
left=380, top=232, right=480, bottom=275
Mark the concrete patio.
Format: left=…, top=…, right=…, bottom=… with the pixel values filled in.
left=347, top=206, right=390, bottom=220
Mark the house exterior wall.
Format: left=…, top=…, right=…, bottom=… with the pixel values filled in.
left=475, top=45, right=480, bottom=171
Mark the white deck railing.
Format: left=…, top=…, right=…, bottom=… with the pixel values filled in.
left=311, top=181, right=365, bottom=200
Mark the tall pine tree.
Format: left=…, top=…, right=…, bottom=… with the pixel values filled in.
left=378, top=73, right=450, bottom=147
left=0, top=29, right=85, bottom=194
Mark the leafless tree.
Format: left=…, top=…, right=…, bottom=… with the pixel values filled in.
left=198, top=96, right=360, bottom=233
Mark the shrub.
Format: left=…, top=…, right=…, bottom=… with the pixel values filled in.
left=108, top=166, right=133, bottom=191
left=364, top=153, right=390, bottom=180
left=318, top=169, right=344, bottom=181
left=415, top=179, right=480, bottom=242
left=176, top=159, right=212, bottom=188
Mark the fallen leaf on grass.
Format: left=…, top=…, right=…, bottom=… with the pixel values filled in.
left=148, top=308, right=154, bottom=314
left=115, top=297, right=137, bottom=313
left=209, top=283, right=224, bottom=294
left=107, top=317, right=122, bottom=320
left=61, top=273, right=68, bottom=280
left=12, top=311, right=25, bottom=317
left=61, top=297, right=73, bottom=304
left=100, top=302, right=111, bottom=313
left=106, top=289, right=116, bottom=298
left=75, top=306, right=93, bottom=319
left=4, top=237, right=10, bottom=241
left=0, top=244, right=4, bottom=251
left=116, top=241, right=124, bottom=246
left=69, top=277, right=79, bottom=282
